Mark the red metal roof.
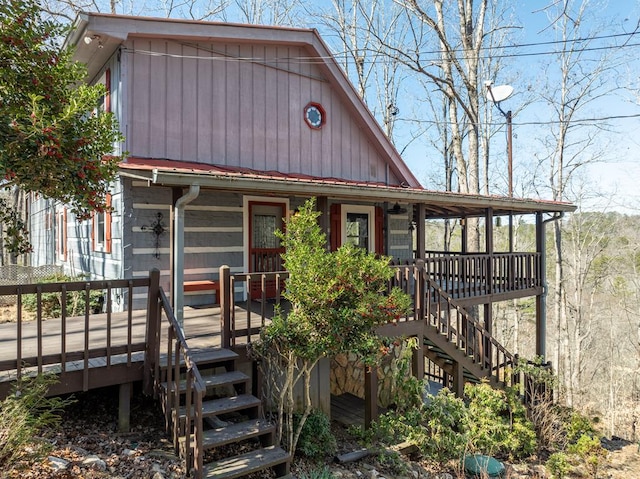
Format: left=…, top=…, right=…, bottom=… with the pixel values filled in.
left=119, top=157, right=575, bottom=217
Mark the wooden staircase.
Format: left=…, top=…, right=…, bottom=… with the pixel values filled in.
left=422, top=278, right=518, bottom=393
left=160, top=347, right=290, bottom=479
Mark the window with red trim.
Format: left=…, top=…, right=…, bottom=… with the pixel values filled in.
left=56, top=208, right=67, bottom=261
left=329, top=204, right=383, bottom=255
left=92, top=194, right=112, bottom=253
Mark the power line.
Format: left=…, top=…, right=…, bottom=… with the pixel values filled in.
left=401, top=112, right=640, bottom=127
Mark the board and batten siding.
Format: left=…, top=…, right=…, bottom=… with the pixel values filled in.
left=123, top=38, right=398, bottom=185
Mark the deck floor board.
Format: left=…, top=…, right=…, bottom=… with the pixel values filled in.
left=0, top=302, right=274, bottom=395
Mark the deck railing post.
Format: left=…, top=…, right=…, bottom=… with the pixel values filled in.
left=415, top=260, right=425, bottom=322
left=144, top=268, right=161, bottom=396
left=220, top=265, right=232, bottom=349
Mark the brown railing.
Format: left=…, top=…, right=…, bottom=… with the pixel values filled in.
left=388, top=260, right=523, bottom=387
left=422, top=251, right=542, bottom=298
left=425, top=276, right=516, bottom=386
left=156, top=285, right=206, bottom=478
left=0, top=277, right=151, bottom=394
left=220, top=265, right=288, bottom=348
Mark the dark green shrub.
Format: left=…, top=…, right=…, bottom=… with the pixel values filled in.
left=565, top=411, right=597, bottom=445
left=0, top=374, right=74, bottom=468
left=22, top=273, right=104, bottom=318
left=295, top=409, right=337, bottom=460
left=465, top=382, right=537, bottom=459
left=567, top=434, right=607, bottom=478
left=370, top=388, right=469, bottom=463
left=546, top=452, right=570, bottom=479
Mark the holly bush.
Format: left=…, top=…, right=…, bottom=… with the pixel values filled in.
left=0, top=0, right=124, bottom=252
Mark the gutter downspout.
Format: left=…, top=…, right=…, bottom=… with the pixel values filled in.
left=537, top=211, right=565, bottom=359
left=173, top=184, right=200, bottom=326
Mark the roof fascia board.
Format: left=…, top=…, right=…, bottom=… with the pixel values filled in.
left=120, top=168, right=575, bottom=215
left=81, top=13, right=312, bottom=44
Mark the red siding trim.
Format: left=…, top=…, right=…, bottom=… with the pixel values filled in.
left=330, top=203, right=341, bottom=251
left=105, top=194, right=112, bottom=254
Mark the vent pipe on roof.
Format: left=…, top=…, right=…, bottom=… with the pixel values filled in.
left=173, top=184, right=200, bottom=327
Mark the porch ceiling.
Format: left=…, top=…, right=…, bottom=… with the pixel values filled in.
left=119, top=157, right=576, bottom=219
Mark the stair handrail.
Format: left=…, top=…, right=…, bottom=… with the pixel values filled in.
left=157, top=287, right=207, bottom=479
left=425, top=276, right=517, bottom=387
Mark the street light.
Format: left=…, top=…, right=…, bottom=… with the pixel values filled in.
left=485, top=81, right=515, bottom=253
left=485, top=81, right=514, bottom=197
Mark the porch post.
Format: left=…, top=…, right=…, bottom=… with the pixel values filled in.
left=415, top=203, right=426, bottom=259
left=460, top=218, right=468, bottom=253
left=220, top=265, right=231, bottom=349
left=317, top=196, right=330, bottom=241
left=364, top=367, right=378, bottom=429
left=485, top=208, right=494, bottom=295
left=535, top=212, right=546, bottom=358
left=452, top=360, right=465, bottom=398
left=412, top=260, right=425, bottom=381
left=484, top=208, right=494, bottom=365
left=143, top=268, right=161, bottom=396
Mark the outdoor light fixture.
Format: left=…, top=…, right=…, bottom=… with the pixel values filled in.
left=486, top=80, right=516, bottom=253
left=386, top=202, right=407, bottom=215
left=84, top=34, right=104, bottom=48
left=485, top=81, right=514, bottom=197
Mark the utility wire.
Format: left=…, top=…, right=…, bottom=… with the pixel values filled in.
left=123, top=28, right=640, bottom=65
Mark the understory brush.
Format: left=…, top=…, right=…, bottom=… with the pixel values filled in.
left=0, top=374, right=73, bottom=469
left=22, top=273, right=104, bottom=318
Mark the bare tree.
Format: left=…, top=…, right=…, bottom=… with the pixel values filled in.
left=228, top=0, right=301, bottom=25
left=310, top=0, right=409, bottom=141
left=39, top=0, right=227, bottom=22
left=530, top=0, right=621, bottom=405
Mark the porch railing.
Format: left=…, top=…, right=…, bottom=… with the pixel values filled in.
left=0, top=277, right=151, bottom=394
left=220, top=266, right=289, bottom=348
left=149, top=275, right=206, bottom=477
left=422, top=251, right=542, bottom=298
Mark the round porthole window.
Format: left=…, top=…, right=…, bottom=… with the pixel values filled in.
left=304, top=102, right=326, bottom=129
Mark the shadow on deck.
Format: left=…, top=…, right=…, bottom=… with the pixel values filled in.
left=0, top=300, right=276, bottom=398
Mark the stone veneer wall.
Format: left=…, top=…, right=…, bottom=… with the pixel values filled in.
left=330, top=344, right=404, bottom=408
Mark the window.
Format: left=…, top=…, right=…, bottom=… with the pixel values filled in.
left=92, top=193, right=112, bottom=253
left=340, top=205, right=376, bottom=252
left=345, top=212, right=370, bottom=249
left=96, top=68, right=111, bottom=113
left=331, top=204, right=383, bottom=254
left=56, top=208, right=67, bottom=261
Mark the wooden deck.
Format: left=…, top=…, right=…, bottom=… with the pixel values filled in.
left=0, top=301, right=273, bottom=397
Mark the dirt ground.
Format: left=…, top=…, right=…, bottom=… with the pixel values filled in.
left=4, top=385, right=640, bottom=479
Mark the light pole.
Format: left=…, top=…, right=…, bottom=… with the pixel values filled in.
left=485, top=81, right=514, bottom=197
left=485, top=81, right=515, bottom=253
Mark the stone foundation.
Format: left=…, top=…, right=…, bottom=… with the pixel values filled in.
left=330, top=344, right=404, bottom=408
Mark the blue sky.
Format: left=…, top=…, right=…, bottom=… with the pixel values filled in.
left=395, top=1, right=640, bottom=213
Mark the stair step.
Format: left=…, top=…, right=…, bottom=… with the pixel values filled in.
left=180, top=418, right=275, bottom=451
left=160, top=347, right=238, bottom=369
left=162, top=370, right=249, bottom=394
left=178, top=394, right=261, bottom=420
left=202, top=445, right=290, bottom=479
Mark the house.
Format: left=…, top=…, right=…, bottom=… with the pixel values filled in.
left=21, top=12, right=575, bottom=478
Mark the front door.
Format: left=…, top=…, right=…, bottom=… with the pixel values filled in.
left=249, top=202, right=286, bottom=299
